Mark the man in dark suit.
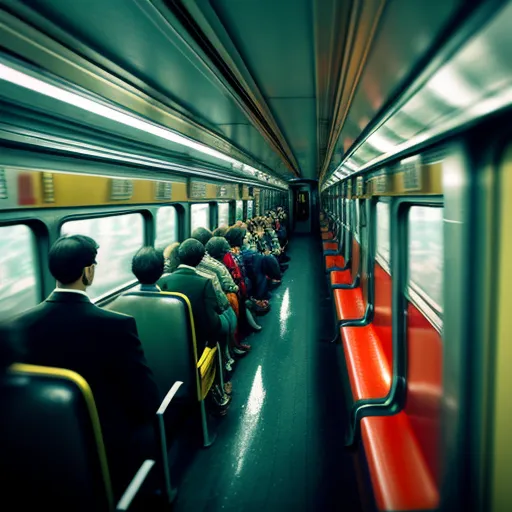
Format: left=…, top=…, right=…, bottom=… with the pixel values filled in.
left=11, top=234, right=162, bottom=495
left=158, top=238, right=222, bottom=350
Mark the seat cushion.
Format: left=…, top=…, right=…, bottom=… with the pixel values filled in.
left=361, top=413, right=439, bottom=511
left=340, top=325, right=391, bottom=400
left=323, top=241, right=338, bottom=251
left=325, top=255, right=346, bottom=269
left=330, top=270, right=352, bottom=286
left=333, top=287, right=365, bottom=321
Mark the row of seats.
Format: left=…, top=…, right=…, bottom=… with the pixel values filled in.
left=1, top=291, right=213, bottom=511
left=2, top=362, right=179, bottom=511
left=105, top=291, right=219, bottom=446
left=320, top=210, right=440, bottom=511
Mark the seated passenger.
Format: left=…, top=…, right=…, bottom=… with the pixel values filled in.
left=205, top=236, right=260, bottom=341
left=191, top=227, right=239, bottom=295
left=9, top=235, right=161, bottom=497
left=132, top=246, right=164, bottom=292
left=162, top=242, right=238, bottom=370
left=213, top=226, right=228, bottom=237
left=159, top=239, right=233, bottom=405
left=163, top=242, right=181, bottom=274
left=255, top=218, right=288, bottom=272
left=225, top=227, right=274, bottom=309
left=158, top=239, right=223, bottom=351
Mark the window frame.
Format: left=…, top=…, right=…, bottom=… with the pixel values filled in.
left=59, top=210, right=148, bottom=302
left=154, top=205, right=179, bottom=249
left=353, top=199, right=361, bottom=242
left=396, top=197, right=443, bottom=333
left=0, top=221, right=42, bottom=320
left=235, top=200, right=244, bottom=222
left=375, top=199, right=391, bottom=273
left=217, top=201, right=231, bottom=228
left=190, top=202, right=211, bottom=232
left=246, top=199, right=254, bottom=219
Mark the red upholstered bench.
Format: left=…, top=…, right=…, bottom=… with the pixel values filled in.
left=323, top=241, right=339, bottom=251
left=333, top=287, right=365, bottom=321
left=325, top=254, right=346, bottom=269
left=340, top=324, right=391, bottom=401
left=361, top=413, right=439, bottom=511
left=330, top=270, right=352, bottom=286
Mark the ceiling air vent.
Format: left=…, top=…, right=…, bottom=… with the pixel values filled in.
left=110, top=179, right=133, bottom=201
left=41, top=172, right=55, bottom=203
left=155, top=181, right=172, bottom=200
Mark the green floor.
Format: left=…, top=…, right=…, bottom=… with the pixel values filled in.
left=172, top=235, right=362, bottom=511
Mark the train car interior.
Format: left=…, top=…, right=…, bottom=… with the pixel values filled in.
left=1, top=0, right=512, bottom=510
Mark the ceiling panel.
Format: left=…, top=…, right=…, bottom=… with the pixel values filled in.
left=14, top=0, right=294, bottom=178
left=267, top=98, right=317, bottom=179
left=324, top=0, right=461, bottom=177
left=210, top=0, right=317, bottom=178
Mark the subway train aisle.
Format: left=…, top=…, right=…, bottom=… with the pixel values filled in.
left=172, top=235, right=362, bottom=511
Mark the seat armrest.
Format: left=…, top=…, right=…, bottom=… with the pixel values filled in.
left=156, top=381, right=183, bottom=505
left=116, top=459, right=156, bottom=511
left=157, top=381, right=184, bottom=416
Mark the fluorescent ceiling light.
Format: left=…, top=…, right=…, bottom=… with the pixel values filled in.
left=0, top=61, right=285, bottom=187
left=328, top=1, right=512, bottom=181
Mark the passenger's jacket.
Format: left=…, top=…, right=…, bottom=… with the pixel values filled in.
left=159, top=267, right=222, bottom=348
left=11, top=289, right=162, bottom=484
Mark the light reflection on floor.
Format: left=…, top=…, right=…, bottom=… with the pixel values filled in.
left=232, top=364, right=266, bottom=476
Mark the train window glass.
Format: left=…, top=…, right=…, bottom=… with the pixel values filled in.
left=376, top=202, right=390, bottom=266
left=408, top=206, right=443, bottom=313
left=61, top=213, right=143, bottom=300
left=218, top=203, right=230, bottom=227
left=235, top=200, right=243, bottom=221
left=154, top=206, right=178, bottom=249
left=191, top=203, right=210, bottom=232
left=0, top=224, right=39, bottom=321
left=354, top=200, right=360, bottom=239
left=247, top=200, right=254, bottom=219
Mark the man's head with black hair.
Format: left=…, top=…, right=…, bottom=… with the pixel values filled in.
left=132, top=247, right=164, bottom=285
left=48, top=235, right=98, bottom=290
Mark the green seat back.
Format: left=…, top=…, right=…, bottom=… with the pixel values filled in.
left=105, top=291, right=200, bottom=402
left=0, top=363, right=113, bottom=512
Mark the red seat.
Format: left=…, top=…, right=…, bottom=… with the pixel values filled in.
left=361, top=413, right=439, bottom=511
left=333, top=287, right=365, bottom=321
left=340, top=324, right=391, bottom=400
left=325, top=255, right=345, bottom=269
left=323, top=241, right=338, bottom=251
left=321, top=231, right=334, bottom=240
left=330, top=270, right=352, bottom=286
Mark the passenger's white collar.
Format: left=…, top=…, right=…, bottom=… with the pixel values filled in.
left=177, top=264, right=197, bottom=271
left=54, top=288, right=89, bottom=297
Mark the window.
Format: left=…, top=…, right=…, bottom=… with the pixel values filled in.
left=376, top=202, right=390, bottom=266
left=61, top=213, right=144, bottom=300
left=218, top=203, right=230, bottom=227
left=408, top=206, right=443, bottom=313
left=155, top=206, right=178, bottom=249
left=235, top=200, right=243, bottom=221
left=354, top=200, right=360, bottom=239
left=247, top=200, right=254, bottom=219
left=191, top=203, right=210, bottom=232
left=0, top=224, right=39, bottom=320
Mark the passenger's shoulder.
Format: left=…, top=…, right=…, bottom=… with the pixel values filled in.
left=92, top=305, right=135, bottom=326
left=8, top=301, right=48, bottom=326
